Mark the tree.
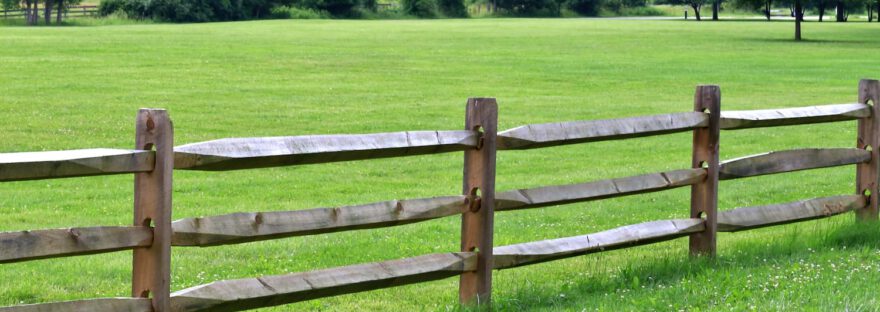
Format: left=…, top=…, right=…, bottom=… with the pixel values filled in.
left=809, top=0, right=832, bottom=21
left=868, top=1, right=874, bottom=21
left=836, top=0, right=846, bottom=20
left=712, top=0, right=723, bottom=20
left=794, top=0, right=803, bottom=40
left=834, top=0, right=867, bottom=21
left=30, top=0, right=40, bottom=25
left=669, top=0, right=710, bottom=19
left=44, top=0, right=53, bottom=24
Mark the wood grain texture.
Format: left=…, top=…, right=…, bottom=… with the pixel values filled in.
left=460, top=98, right=497, bottom=305
left=719, top=148, right=871, bottom=180
left=0, top=298, right=152, bottom=312
left=856, top=79, right=880, bottom=221
left=495, top=168, right=705, bottom=211
left=0, top=226, right=152, bottom=263
left=718, top=195, right=866, bottom=232
left=496, top=112, right=708, bottom=150
left=493, top=219, right=704, bottom=269
left=174, top=130, right=478, bottom=171
left=171, top=196, right=466, bottom=246
left=0, top=149, right=153, bottom=182
left=170, top=252, right=476, bottom=312
left=690, top=85, right=720, bottom=257
left=132, top=109, right=173, bottom=312
left=720, top=103, right=870, bottom=130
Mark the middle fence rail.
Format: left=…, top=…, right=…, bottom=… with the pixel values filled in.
left=1, top=79, right=878, bottom=311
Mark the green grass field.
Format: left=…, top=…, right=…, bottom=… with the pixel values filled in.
left=2, top=19, right=880, bottom=311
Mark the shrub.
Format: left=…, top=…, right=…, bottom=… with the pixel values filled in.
left=612, top=5, right=663, bottom=16
left=495, top=0, right=560, bottom=16
left=437, top=0, right=467, bottom=16
left=298, top=0, right=361, bottom=16
left=270, top=5, right=332, bottom=18
left=402, top=0, right=438, bottom=17
left=361, top=0, right=378, bottom=12
left=566, top=0, right=601, bottom=15
left=148, top=0, right=219, bottom=22
left=601, top=0, right=646, bottom=13
left=99, top=0, right=152, bottom=19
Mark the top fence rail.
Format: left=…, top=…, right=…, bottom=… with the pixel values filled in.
left=0, top=103, right=870, bottom=181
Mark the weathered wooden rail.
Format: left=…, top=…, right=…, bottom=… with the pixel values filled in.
left=1, top=79, right=878, bottom=311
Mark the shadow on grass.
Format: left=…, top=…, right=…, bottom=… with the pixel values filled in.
left=485, top=219, right=880, bottom=311
left=745, top=37, right=880, bottom=45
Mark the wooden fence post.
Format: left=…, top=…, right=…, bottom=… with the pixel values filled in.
left=460, top=98, right=498, bottom=306
left=857, top=79, right=880, bottom=221
left=690, top=85, right=720, bottom=257
left=133, top=109, right=173, bottom=312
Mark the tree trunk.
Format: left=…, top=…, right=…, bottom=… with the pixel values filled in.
left=56, top=0, right=64, bottom=24
left=764, top=0, right=771, bottom=20
left=24, top=0, right=32, bottom=25
left=836, top=2, right=846, bottom=21
left=795, top=0, right=803, bottom=41
left=712, top=1, right=719, bottom=20
left=693, top=4, right=702, bottom=20
left=44, top=0, right=52, bottom=25
left=31, top=0, right=39, bottom=24
left=877, top=0, right=879, bottom=22
left=818, top=3, right=825, bottom=21
left=870, top=5, right=874, bottom=22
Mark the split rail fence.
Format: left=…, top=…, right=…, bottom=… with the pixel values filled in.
left=0, top=5, right=98, bottom=19
left=1, top=79, right=879, bottom=311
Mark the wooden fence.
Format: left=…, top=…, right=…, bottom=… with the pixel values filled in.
left=0, top=5, right=97, bottom=19
left=1, top=79, right=879, bottom=311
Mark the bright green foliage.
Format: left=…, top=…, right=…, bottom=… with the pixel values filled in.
left=1, top=19, right=880, bottom=311
left=1, top=0, right=19, bottom=10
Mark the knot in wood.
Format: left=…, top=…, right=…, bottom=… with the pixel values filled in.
left=146, top=118, right=156, bottom=131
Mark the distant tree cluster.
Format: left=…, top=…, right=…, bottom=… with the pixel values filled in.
left=660, top=0, right=879, bottom=21
left=456, top=0, right=652, bottom=16
left=52, top=0, right=880, bottom=23
left=3, top=0, right=81, bottom=25
left=95, top=0, right=653, bottom=20
left=98, top=0, right=381, bottom=21
left=732, top=0, right=876, bottom=21
left=655, top=0, right=878, bottom=41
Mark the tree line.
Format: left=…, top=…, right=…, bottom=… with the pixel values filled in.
left=84, top=0, right=659, bottom=22
left=663, top=0, right=878, bottom=22
left=660, top=0, right=878, bottom=40
left=3, top=0, right=877, bottom=27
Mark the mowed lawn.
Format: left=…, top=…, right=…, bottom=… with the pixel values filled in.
left=2, top=19, right=880, bottom=311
